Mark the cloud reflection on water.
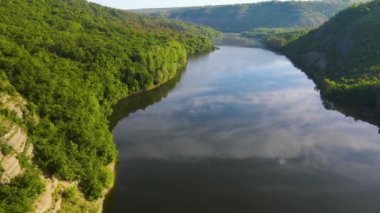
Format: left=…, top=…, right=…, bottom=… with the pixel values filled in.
left=113, top=46, right=380, bottom=187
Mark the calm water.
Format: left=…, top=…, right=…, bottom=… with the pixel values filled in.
left=105, top=46, right=380, bottom=213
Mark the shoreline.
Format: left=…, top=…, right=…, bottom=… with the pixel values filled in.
left=98, top=161, right=117, bottom=213
left=102, top=48, right=216, bottom=212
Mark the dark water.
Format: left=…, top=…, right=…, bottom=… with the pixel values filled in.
left=105, top=46, right=380, bottom=213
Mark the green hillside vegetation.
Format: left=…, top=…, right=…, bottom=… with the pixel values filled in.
left=109, top=67, right=185, bottom=129
left=283, top=0, right=380, bottom=118
left=0, top=74, right=45, bottom=213
left=143, top=1, right=354, bottom=32
left=241, top=28, right=311, bottom=49
left=0, top=0, right=218, bottom=210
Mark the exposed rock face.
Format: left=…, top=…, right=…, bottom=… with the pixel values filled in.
left=0, top=154, right=21, bottom=183
left=0, top=127, right=25, bottom=183
left=34, top=178, right=62, bottom=213
left=0, top=90, right=109, bottom=213
left=0, top=93, right=26, bottom=118
left=0, top=91, right=27, bottom=183
left=0, top=81, right=111, bottom=213
left=2, top=126, right=27, bottom=154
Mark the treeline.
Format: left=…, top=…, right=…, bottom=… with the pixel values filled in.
left=0, top=0, right=218, bottom=210
left=241, top=28, right=310, bottom=49
left=142, top=1, right=355, bottom=32
left=283, top=0, right=380, bottom=118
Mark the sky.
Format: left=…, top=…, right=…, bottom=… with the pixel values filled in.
left=88, top=0, right=265, bottom=10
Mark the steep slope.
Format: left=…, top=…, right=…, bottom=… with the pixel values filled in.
left=0, top=73, right=45, bottom=213
left=0, top=77, right=27, bottom=184
left=0, top=0, right=218, bottom=212
left=284, top=0, right=380, bottom=121
left=140, top=1, right=355, bottom=32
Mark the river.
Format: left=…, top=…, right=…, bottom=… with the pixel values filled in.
left=104, top=46, right=380, bottom=213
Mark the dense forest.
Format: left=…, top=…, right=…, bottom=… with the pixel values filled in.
left=0, top=0, right=218, bottom=211
left=109, top=68, right=185, bottom=129
left=139, top=1, right=356, bottom=32
left=283, top=0, right=380, bottom=120
left=241, top=28, right=311, bottom=49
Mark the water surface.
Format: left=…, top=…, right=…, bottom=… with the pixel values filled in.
left=105, top=46, right=380, bottom=213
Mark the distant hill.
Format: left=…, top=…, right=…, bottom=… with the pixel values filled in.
left=137, top=1, right=361, bottom=32
left=284, top=0, right=380, bottom=119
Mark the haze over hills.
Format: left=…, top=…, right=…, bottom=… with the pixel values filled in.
left=137, top=0, right=364, bottom=32
left=0, top=0, right=217, bottom=212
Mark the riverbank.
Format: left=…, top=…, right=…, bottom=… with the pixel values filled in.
left=102, top=47, right=217, bottom=212
left=282, top=51, right=380, bottom=128
left=232, top=30, right=380, bottom=128
left=103, top=46, right=380, bottom=213
left=215, top=33, right=261, bottom=48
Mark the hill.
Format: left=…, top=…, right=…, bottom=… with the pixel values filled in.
left=240, top=27, right=311, bottom=48
left=0, top=0, right=218, bottom=212
left=139, top=1, right=357, bottom=32
left=283, top=0, right=380, bottom=122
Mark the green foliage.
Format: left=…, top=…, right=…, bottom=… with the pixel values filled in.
left=0, top=108, right=21, bottom=125
left=0, top=169, right=45, bottom=213
left=0, top=0, right=217, bottom=205
left=0, top=72, right=16, bottom=95
left=16, top=153, right=30, bottom=169
left=0, top=144, right=12, bottom=156
left=0, top=165, right=4, bottom=175
left=0, top=125, right=5, bottom=137
left=323, top=77, right=380, bottom=107
left=78, top=166, right=113, bottom=200
left=145, top=1, right=355, bottom=32
left=241, top=28, right=310, bottom=49
left=62, top=187, right=77, bottom=200
left=59, top=186, right=99, bottom=213
left=283, top=0, right=380, bottom=115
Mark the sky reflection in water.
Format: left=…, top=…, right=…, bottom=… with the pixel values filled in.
left=115, top=47, right=378, bottom=162
left=107, top=46, right=380, bottom=213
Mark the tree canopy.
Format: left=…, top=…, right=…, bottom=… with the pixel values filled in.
left=0, top=0, right=218, bottom=210
left=284, top=0, right=380, bottom=119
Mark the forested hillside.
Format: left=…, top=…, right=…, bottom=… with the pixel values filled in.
left=283, top=0, right=380, bottom=120
left=241, top=28, right=311, bottom=49
left=140, top=1, right=354, bottom=32
left=0, top=0, right=218, bottom=211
